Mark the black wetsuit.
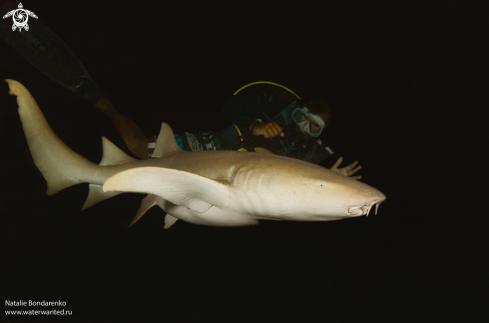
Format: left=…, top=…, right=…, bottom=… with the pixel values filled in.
left=157, top=91, right=335, bottom=165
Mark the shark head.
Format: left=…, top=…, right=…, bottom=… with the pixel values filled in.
left=249, top=157, right=386, bottom=221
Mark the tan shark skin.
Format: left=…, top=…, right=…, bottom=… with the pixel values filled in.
left=5, top=79, right=386, bottom=228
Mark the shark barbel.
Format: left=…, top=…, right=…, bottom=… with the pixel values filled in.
left=5, top=79, right=386, bottom=229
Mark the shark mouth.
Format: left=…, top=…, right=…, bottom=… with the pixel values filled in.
left=348, top=201, right=382, bottom=217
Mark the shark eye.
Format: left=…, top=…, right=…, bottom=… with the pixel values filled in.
left=318, top=183, right=324, bottom=187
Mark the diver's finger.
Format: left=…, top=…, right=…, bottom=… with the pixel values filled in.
left=271, top=122, right=283, bottom=135
left=345, top=161, right=359, bottom=171
left=351, top=176, right=362, bottom=180
left=270, top=123, right=283, bottom=138
left=265, top=126, right=276, bottom=138
left=265, top=123, right=280, bottom=138
left=348, top=165, right=362, bottom=176
left=332, top=157, right=343, bottom=168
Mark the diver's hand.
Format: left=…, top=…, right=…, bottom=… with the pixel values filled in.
left=330, top=157, right=362, bottom=180
left=250, top=122, right=284, bottom=139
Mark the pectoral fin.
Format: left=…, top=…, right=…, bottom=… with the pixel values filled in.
left=103, top=167, right=227, bottom=213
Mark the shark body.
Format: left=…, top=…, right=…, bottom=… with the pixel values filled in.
left=6, top=79, right=386, bottom=228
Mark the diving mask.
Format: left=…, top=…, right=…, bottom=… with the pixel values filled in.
left=291, top=107, right=325, bottom=137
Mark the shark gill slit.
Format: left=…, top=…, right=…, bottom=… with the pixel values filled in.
left=228, top=165, right=236, bottom=183
left=233, top=167, right=243, bottom=186
left=258, top=174, right=265, bottom=194
left=245, top=170, right=253, bottom=192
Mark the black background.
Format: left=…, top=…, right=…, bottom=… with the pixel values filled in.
left=0, top=1, right=487, bottom=322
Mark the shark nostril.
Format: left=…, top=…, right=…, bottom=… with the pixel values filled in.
left=349, top=202, right=379, bottom=217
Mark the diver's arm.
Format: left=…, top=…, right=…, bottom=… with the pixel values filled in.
left=95, top=98, right=148, bottom=159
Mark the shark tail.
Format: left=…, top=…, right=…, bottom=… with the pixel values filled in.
left=5, top=79, right=136, bottom=209
left=6, top=79, right=100, bottom=195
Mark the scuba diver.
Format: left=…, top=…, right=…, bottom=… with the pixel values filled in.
left=149, top=85, right=332, bottom=163
left=0, top=4, right=361, bottom=179
left=147, top=82, right=362, bottom=179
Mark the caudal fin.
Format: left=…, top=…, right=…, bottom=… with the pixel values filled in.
left=5, top=79, right=137, bottom=209
left=6, top=79, right=98, bottom=195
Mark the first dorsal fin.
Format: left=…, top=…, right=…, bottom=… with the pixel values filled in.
left=100, top=136, right=136, bottom=165
left=151, top=123, right=182, bottom=158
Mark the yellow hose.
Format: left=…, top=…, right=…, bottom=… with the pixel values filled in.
left=233, top=81, right=301, bottom=99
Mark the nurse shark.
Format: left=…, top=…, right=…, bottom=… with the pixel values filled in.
left=5, top=79, right=386, bottom=229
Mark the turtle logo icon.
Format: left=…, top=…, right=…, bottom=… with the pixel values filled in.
left=2, top=3, right=38, bottom=32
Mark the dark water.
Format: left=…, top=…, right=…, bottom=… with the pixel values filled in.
left=0, top=1, right=486, bottom=322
